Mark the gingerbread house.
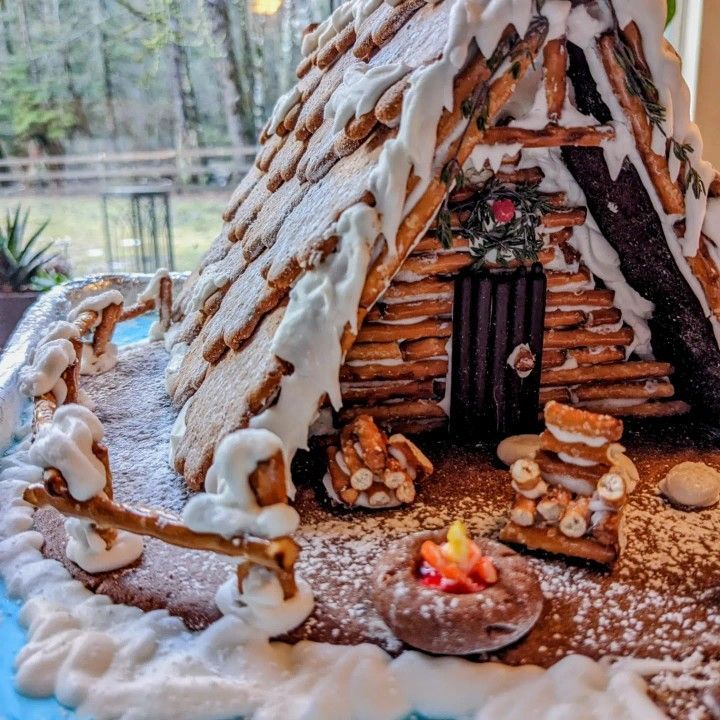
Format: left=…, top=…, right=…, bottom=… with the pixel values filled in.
left=164, top=0, right=720, bottom=490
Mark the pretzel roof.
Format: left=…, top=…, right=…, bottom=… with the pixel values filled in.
left=168, top=0, right=720, bottom=489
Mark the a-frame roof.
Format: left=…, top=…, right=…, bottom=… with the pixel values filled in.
left=166, top=0, right=720, bottom=490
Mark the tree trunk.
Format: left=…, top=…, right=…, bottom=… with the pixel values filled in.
left=234, top=0, right=260, bottom=137
left=167, top=0, right=201, bottom=156
left=97, top=0, right=119, bottom=145
left=204, top=0, right=254, bottom=145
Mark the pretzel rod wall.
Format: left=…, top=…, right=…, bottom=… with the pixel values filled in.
left=326, top=150, right=685, bottom=439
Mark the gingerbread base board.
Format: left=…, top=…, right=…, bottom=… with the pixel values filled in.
left=27, top=339, right=720, bottom=717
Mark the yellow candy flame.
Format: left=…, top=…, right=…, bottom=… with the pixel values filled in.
left=445, top=520, right=470, bottom=563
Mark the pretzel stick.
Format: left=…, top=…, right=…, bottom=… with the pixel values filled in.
left=397, top=253, right=474, bottom=278
left=60, top=338, right=82, bottom=405
left=547, top=290, right=615, bottom=308
left=356, top=319, right=452, bottom=344
left=326, top=447, right=359, bottom=506
left=579, top=400, right=690, bottom=418
left=248, top=449, right=288, bottom=507
left=544, top=37, right=567, bottom=122
left=544, top=327, right=634, bottom=350
left=93, top=303, right=123, bottom=356
left=340, top=426, right=374, bottom=490
left=388, top=434, right=434, bottom=477
left=597, top=33, right=684, bottom=215
left=366, top=299, right=453, bottom=323
left=412, top=236, right=470, bottom=254
left=23, top=484, right=299, bottom=585
left=574, top=380, right=675, bottom=401
left=542, top=349, right=568, bottom=369
left=367, top=483, right=392, bottom=507
left=541, top=207, right=587, bottom=229
left=119, top=300, right=155, bottom=322
left=510, top=496, right=536, bottom=527
left=401, top=337, right=448, bottom=362
left=537, top=486, right=571, bottom=524
left=539, top=387, right=572, bottom=404
left=499, top=521, right=617, bottom=564
left=544, top=228, right=574, bottom=245
left=383, top=456, right=409, bottom=489
left=570, top=346, right=626, bottom=366
left=33, top=393, right=58, bottom=435
left=381, top=278, right=454, bottom=303
left=345, top=342, right=403, bottom=363
left=339, top=359, right=448, bottom=382
left=545, top=310, right=586, bottom=329
left=546, top=267, right=592, bottom=290
left=495, top=167, right=544, bottom=185
left=541, top=360, right=672, bottom=386
left=72, top=310, right=100, bottom=336
left=559, top=497, right=591, bottom=538
left=478, top=124, right=614, bottom=148
left=354, top=415, right=387, bottom=473
left=158, top=276, right=173, bottom=332
left=340, top=379, right=437, bottom=404
left=339, top=399, right=446, bottom=424
left=586, top=308, right=622, bottom=327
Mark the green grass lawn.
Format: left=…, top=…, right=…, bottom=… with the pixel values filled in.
left=0, top=191, right=227, bottom=277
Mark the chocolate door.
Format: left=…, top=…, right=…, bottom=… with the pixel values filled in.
left=450, top=264, right=546, bottom=442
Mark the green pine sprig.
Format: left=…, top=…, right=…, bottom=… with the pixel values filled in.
left=611, top=22, right=705, bottom=199
left=437, top=174, right=550, bottom=267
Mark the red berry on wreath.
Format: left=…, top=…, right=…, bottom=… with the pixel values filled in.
left=492, top=198, right=516, bottom=224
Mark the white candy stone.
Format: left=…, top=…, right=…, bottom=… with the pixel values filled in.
left=659, top=462, right=720, bottom=509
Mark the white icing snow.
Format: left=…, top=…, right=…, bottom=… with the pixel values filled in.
left=326, top=62, right=410, bottom=134
left=137, top=268, right=170, bottom=304
left=183, top=428, right=300, bottom=539
left=188, top=260, right=230, bottom=312
left=80, top=342, right=119, bottom=376
left=546, top=422, right=608, bottom=448
left=68, top=290, right=124, bottom=328
left=18, top=338, right=76, bottom=404
left=247, top=204, right=380, bottom=495
left=65, top=518, right=144, bottom=574
left=27, top=404, right=107, bottom=502
left=215, top=567, right=314, bottom=639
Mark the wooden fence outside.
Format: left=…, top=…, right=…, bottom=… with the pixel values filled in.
left=0, top=146, right=258, bottom=189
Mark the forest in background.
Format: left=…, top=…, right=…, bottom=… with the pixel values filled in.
left=0, top=0, right=332, bottom=160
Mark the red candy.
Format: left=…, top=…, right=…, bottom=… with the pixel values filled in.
left=492, top=198, right=516, bottom=224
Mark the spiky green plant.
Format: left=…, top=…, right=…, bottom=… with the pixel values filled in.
left=666, top=0, right=677, bottom=28
left=0, top=205, right=64, bottom=293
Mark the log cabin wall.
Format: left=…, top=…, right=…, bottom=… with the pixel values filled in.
left=332, top=151, right=687, bottom=438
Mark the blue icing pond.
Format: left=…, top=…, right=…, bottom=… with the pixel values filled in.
left=0, top=312, right=440, bottom=720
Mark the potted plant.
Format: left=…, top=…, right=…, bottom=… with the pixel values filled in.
left=0, top=205, right=69, bottom=347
